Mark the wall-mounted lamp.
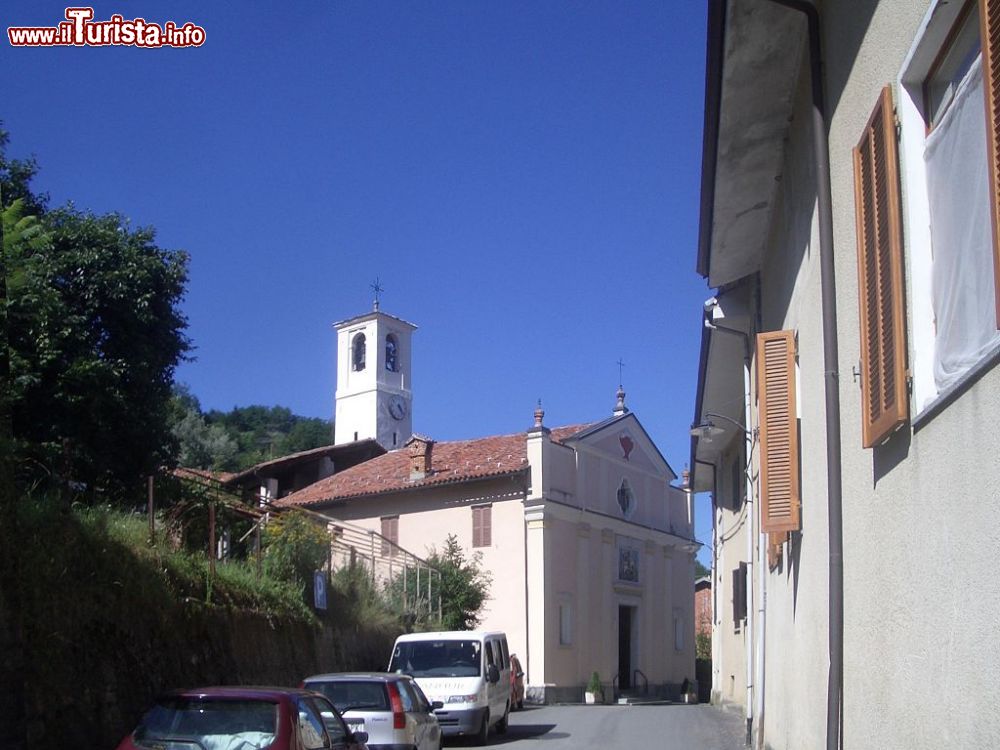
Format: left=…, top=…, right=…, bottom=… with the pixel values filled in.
left=689, top=411, right=752, bottom=442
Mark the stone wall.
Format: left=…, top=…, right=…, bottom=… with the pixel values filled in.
left=22, top=601, right=397, bottom=749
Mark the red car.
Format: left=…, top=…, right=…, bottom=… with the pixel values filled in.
left=116, top=686, right=369, bottom=750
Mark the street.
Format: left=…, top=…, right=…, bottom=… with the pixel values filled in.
left=453, top=704, right=746, bottom=750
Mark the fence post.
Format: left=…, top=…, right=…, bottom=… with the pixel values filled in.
left=208, top=500, right=216, bottom=578
left=255, top=521, right=262, bottom=581
left=147, top=475, right=155, bottom=544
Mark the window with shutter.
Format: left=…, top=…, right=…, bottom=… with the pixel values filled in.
left=983, top=0, right=1000, bottom=326
left=472, top=505, right=491, bottom=548
left=732, top=563, right=747, bottom=627
left=853, top=86, right=909, bottom=447
left=380, top=516, right=398, bottom=557
left=897, top=0, right=1000, bottom=411
left=756, top=330, right=801, bottom=533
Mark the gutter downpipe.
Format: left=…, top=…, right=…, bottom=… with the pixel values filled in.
left=758, top=2, right=844, bottom=748
left=704, top=320, right=753, bottom=745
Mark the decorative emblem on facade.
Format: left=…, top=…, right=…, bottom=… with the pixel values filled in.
left=617, top=478, right=635, bottom=518
left=619, top=431, right=634, bottom=461
left=618, top=542, right=639, bottom=583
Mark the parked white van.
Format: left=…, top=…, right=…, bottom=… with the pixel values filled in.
left=388, top=630, right=512, bottom=744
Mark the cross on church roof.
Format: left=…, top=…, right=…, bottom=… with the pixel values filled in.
left=370, top=277, right=384, bottom=311
left=617, top=358, right=626, bottom=387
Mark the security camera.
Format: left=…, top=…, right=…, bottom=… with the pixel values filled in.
left=703, top=296, right=719, bottom=312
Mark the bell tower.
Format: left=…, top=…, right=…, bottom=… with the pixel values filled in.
left=332, top=296, right=416, bottom=450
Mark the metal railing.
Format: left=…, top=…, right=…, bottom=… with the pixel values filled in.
left=160, top=471, right=443, bottom=620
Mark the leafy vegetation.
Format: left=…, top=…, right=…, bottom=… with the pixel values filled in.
left=2, top=126, right=190, bottom=503
left=170, top=385, right=332, bottom=471
left=262, top=508, right=330, bottom=586
left=696, top=631, right=711, bottom=660
left=421, top=534, right=492, bottom=630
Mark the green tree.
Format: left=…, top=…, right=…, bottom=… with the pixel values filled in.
left=170, top=386, right=239, bottom=471
left=427, top=534, right=492, bottom=630
left=262, top=509, right=329, bottom=586
left=695, top=559, right=710, bottom=579
left=2, top=127, right=191, bottom=502
left=204, top=405, right=332, bottom=468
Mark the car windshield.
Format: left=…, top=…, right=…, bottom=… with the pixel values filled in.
left=389, top=640, right=482, bottom=677
left=133, top=697, right=278, bottom=750
left=306, top=680, right=389, bottom=713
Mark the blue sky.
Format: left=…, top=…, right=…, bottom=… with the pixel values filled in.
left=3, top=1, right=713, bottom=562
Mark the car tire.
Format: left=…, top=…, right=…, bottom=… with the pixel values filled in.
left=496, top=702, right=509, bottom=735
left=476, top=711, right=489, bottom=746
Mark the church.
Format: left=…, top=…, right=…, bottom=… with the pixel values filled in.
left=276, top=304, right=698, bottom=702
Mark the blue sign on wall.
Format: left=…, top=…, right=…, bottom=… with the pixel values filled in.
left=314, top=571, right=327, bottom=610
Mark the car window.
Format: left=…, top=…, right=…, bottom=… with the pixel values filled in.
left=311, top=696, right=349, bottom=745
left=298, top=699, right=331, bottom=750
left=397, top=679, right=426, bottom=713
left=498, top=638, right=509, bottom=669
left=395, top=680, right=416, bottom=712
left=409, top=680, right=434, bottom=712
left=389, top=639, right=482, bottom=677
left=485, top=641, right=495, bottom=667
left=133, top=698, right=278, bottom=749
left=307, top=680, right=389, bottom=713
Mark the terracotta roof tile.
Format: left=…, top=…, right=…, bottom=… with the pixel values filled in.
left=277, top=423, right=592, bottom=508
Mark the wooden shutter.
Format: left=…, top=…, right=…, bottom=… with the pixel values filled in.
left=756, top=330, right=801, bottom=533
left=732, top=563, right=747, bottom=624
left=472, top=505, right=491, bottom=547
left=381, top=516, right=398, bottom=556
left=982, top=0, right=1000, bottom=327
left=853, top=86, right=909, bottom=447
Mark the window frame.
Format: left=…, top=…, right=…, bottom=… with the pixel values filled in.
left=380, top=515, right=398, bottom=557
left=898, top=0, right=1000, bottom=417
left=472, top=504, right=491, bottom=548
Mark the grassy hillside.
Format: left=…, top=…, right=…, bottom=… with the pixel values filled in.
left=10, top=497, right=401, bottom=749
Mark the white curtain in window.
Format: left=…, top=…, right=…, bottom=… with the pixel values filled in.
left=925, top=55, right=1000, bottom=393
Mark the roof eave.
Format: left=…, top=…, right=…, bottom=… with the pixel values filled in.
left=697, top=0, right=728, bottom=279
left=292, top=467, right=530, bottom=509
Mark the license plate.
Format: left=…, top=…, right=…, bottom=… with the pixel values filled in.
left=347, top=721, right=364, bottom=734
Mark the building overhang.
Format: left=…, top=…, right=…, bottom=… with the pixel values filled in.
left=697, top=0, right=807, bottom=287
left=689, top=286, right=753, bottom=493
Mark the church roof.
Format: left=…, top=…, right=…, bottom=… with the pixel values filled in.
left=276, top=423, right=593, bottom=508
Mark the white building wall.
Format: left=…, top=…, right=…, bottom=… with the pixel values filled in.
left=731, top=2, right=1000, bottom=748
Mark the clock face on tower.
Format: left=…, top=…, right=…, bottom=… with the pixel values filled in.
left=388, top=395, right=408, bottom=421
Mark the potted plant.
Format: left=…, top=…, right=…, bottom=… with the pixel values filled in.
left=584, top=671, right=603, bottom=704
left=680, top=677, right=697, bottom=704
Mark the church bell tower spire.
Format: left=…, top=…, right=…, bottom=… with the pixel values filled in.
left=332, top=291, right=416, bottom=450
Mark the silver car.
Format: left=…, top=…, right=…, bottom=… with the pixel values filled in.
left=303, top=672, right=443, bottom=750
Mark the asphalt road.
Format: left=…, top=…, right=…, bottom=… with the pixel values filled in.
left=449, top=703, right=746, bottom=750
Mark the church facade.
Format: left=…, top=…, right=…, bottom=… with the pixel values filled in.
left=277, top=306, right=698, bottom=702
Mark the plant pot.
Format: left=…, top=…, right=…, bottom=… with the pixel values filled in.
left=584, top=691, right=599, bottom=705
